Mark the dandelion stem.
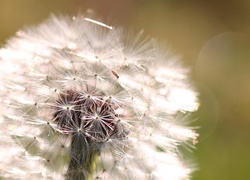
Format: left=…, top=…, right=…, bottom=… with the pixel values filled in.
left=66, top=133, right=100, bottom=180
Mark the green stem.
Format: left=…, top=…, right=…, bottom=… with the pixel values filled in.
left=66, top=133, right=99, bottom=180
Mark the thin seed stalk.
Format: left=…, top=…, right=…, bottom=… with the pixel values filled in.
left=87, top=151, right=99, bottom=180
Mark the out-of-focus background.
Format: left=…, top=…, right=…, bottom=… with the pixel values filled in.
left=1, top=1, right=250, bottom=179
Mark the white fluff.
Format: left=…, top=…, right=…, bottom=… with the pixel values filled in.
left=0, top=15, right=199, bottom=180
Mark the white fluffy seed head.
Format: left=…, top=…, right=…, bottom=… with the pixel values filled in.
left=0, top=15, right=199, bottom=180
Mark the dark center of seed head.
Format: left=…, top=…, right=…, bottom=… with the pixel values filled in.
left=53, top=90, right=129, bottom=142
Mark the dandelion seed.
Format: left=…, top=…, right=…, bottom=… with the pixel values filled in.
left=0, top=15, right=199, bottom=180
left=84, top=18, right=113, bottom=30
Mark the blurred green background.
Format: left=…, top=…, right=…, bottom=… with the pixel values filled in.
left=1, top=0, right=250, bottom=179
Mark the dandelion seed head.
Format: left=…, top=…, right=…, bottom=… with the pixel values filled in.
left=0, top=15, right=199, bottom=180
